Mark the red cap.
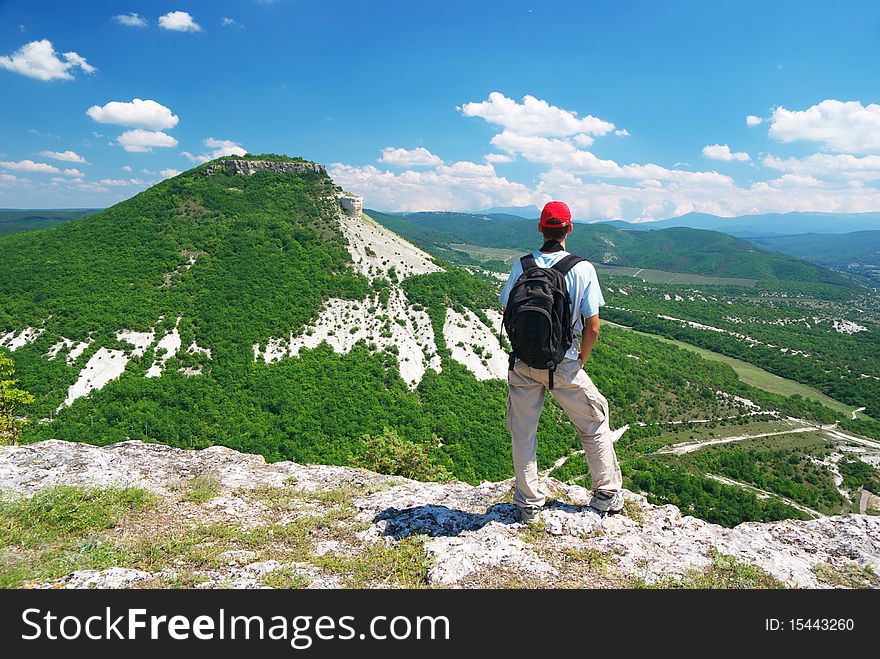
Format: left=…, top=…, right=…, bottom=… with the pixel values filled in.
left=539, top=201, right=572, bottom=229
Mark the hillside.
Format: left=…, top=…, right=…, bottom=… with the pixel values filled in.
left=1, top=440, right=877, bottom=589
left=367, top=209, right=850, bottom=285
left=750, top=231, right=880, bottom=282
left=0, top=208, right=99, bottom=237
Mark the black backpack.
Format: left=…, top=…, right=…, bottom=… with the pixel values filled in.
left=502, top=252, right=584, bottom=389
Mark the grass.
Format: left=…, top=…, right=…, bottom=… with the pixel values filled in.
left=598, top=265, right=757, bottom=287
left=813, top=562, right=879, bottom=589
left=560, top=546, right=613, bottom=570
left=0, top=486, right=155, bottom=547
left=603, top=320, right=855, bottom=416
left=182, top=474, right=222, bottom=504
left=262, top=568, right=312, bottom=589
left=312, top=536, right=433, bottom=588
left=446, top=243, right=522, bottom=264
left=622, top=499, right=645, bottom=525
left=0, top=486, right=156, bottom=587
left=517, top=518, right=547, bottom=543
left=645, top=549, right=786, bottom=589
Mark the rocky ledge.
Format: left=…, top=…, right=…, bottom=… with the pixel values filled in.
left=1, top=440, right=878, bottom=589
left=203, top=160, right=326, bottom=177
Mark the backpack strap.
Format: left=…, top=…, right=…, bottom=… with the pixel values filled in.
left=551, top=254, right=585, bottom=276
left=520, top=254, right=538, bottom=271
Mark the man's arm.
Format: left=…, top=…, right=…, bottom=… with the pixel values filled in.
left=578, top=313, right=600, bottom=367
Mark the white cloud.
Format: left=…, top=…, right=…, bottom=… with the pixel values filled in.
left=378, top=146, right=443, bottom=167
left=762, top=153, right=880, bottom=181
left=535, top=168, right=880, bottom=221
left=615, top=128, right=631, bottom=137
left=768, top=99, right=880, bottom=153
left=0, top=159, right=60, bottom=173
left=182, top=137, right=247, bottom=163
left=160, top=168, right=181, bottom=178
left=458, top=92, right=615, bottom=138
left=159, top=11, right=202, bottom=32
left=328, top=161, right=541, bottom=213
left=100, top=178, right=132, bottom=186
left=484, top=153, right=514, bottom=164
left=0, top=39, right=95, bottom=81
left=39, top=149, right=87, bottom=163
left=87, top=99, right=179, bottom=130
left=122, top=165, right=133, bottom=172
left=746, top=115, right=763, bottom=127
left=71, top=181, right=109, bottom=193
left=701, top=144, right=751, bottom=162
left=63, top=168, right=84, bottom=177
left=333, top=149, right=880, bottom=222
left=222, top=18, right=235, bottom=26
left=116, top=129, right=178, bottom=153
left=332, top=92, right=880, bottom=221
left=113, top=13, right=147, bottom=27
left=492, top=131, right=733, bottom=184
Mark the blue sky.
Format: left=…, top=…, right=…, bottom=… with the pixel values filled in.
left=2, top=1, right=880, bottom=221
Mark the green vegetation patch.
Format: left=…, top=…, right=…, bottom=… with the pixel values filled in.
left=649, top=549, right=786, bottom=589
left=813, top=562, right=879, bottom=589
left=182, top=473, right=223, bottom=504
left=0, top=486, right=155, bottom=547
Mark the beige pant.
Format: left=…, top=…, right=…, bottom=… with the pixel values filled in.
left=506, top=357, right=622, bottom=508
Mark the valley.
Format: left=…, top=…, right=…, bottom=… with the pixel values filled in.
left=367, top=205, right=880, bottom=522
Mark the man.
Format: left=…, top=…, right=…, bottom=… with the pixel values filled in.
left=499, top=200, right=623, bottom=523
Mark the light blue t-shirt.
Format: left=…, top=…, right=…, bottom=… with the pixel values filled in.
left=498, top=250, right=605, bottom=360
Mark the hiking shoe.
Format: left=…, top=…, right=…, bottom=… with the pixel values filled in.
left=516, top=505, right=541, bottom=524
left=589, top=490, right=624, bottom=513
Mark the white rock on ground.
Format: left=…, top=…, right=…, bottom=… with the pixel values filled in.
left=46, top=337, right=74, bottom=359
left=2, top=440, right=878, bottom=589
left=117, top=329, right=155, bottom=357
left=62, top=348, right=129, bottom=408
left=280, top=288, right=441, bottom=387
left=443, top=307, right=508, bottom=380
left=255, top=208, right=445, bottom=386
left=67, top=339, right=93, bottom=364
left=342, top=211, right=441, bottom=282
left=146, top=317, right=182, bottom=378
left=0, top=326, right=44, bottom=351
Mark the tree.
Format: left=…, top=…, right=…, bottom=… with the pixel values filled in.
left=1, top=353, right=35, bottom=446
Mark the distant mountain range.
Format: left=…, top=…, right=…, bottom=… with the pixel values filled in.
left=0, top=209, right=99, bottom=237
left=367, top=209, right=851, bottom=286
left=751, top=231, right=880, bottom=282
left=600, top=211, right=880, bottom=238
left=478, top=204, right=541, bottom=217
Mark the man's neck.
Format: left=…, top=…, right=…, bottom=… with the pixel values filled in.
left=540, top=239, right=567, bottom=253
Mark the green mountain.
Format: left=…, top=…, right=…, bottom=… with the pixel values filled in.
left=750, top=231, right=880, bottom=282
left=367, top=210, right=851, bottom=285
left=0, top=208, right=99, bottom=237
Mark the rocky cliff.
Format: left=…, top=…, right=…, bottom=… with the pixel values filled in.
left=203, top=159, right=326, bottom=176
left=1, top=440, right=877, bottom=589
